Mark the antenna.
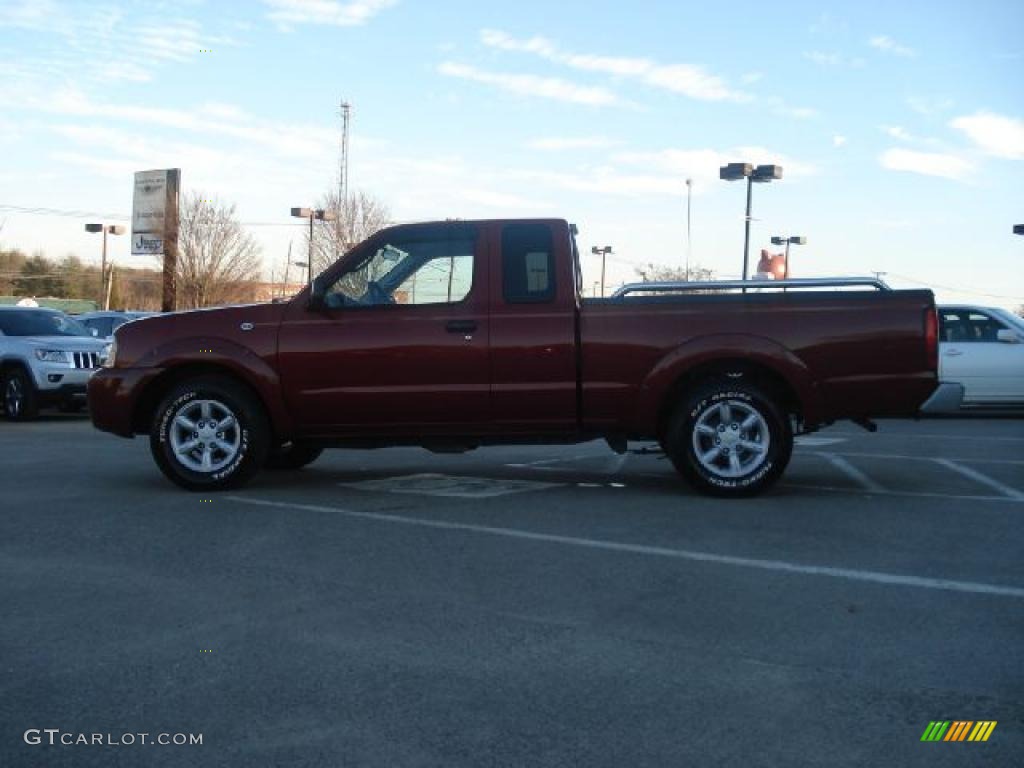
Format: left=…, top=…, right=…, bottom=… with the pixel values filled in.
left=339, top=101, right=351, bottom=206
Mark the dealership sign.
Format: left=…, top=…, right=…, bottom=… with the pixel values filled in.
left=131, top=169, right=179, bottom=256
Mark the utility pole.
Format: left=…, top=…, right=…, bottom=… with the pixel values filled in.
left=685, top=178, right=692, bottom=281
left=339, top=101, right=351, bottom=206
left=162, top=169, right=181, bottom=312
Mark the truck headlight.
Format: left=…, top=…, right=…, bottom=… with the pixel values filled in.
left=34, top=349, right=68, bottom=363
left=101, top=340, right=117, bottom=368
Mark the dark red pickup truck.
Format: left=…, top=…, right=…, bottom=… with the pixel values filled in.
left=89, top=218, right=961, bottom=496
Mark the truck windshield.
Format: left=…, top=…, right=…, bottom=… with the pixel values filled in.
left=0, top=310, right=92, bottom=337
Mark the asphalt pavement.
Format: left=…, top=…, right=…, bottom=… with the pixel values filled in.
left=1, top=414, right=1022, bottom=767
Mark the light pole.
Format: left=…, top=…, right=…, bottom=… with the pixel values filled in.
left=290, top=207, right=337, bottom=289
left=685, top=178, right=692, bottom=280
left=770, top=235, right=806, bottom=280
left=84, top=223, right=126, bottom=309
left=591, top=245, right=613, bottom=297
left=719, top=163, right=783, bottom=283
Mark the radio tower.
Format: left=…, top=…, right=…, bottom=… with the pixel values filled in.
left=338, top=101, right=351, bottom=207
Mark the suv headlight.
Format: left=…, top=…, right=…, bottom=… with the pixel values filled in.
left=101, top=340, right=117, bottom=368
left=34, top=349, right=68, bottom=363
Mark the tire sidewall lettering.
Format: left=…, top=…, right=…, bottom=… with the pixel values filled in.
left=159, top=389, right=247, bottom=481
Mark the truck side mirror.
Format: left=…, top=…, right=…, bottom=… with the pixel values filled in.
left=996, top=328, right=1020, bottom=344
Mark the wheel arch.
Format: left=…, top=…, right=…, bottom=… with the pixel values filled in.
left=131, top=362, right=287, bottom=439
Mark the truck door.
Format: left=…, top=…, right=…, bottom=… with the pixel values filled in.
left=488, top=221, right=578, bottom=435
left=278, top=222, right=490, bottom=434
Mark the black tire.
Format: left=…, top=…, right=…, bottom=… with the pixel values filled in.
left=664, top=379, right=792, bottom=497
left=265, top=441, right=324, bottom=470
left=149, top=375, right=270, bottom=492
left=3, top=367, right=39, bottom=421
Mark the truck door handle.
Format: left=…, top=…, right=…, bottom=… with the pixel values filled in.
left=445, top=320, right=478, bottom=334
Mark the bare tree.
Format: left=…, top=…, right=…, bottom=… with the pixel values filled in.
left=636, top=263, right=717, bottom=283
left=309, top=190, right=392, bottom=276
left=170, top=191, right=262, bottom=309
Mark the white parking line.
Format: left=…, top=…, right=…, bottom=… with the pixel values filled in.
left=820, top=453, right=886, bottom=493
left=827, top=431, right=1024, bottom=442
left=804, top=450, right=1024, bottom=466
left=932, top=459, right=1024, bottom=501
left=782, top=483, right=1024, bottom=504
left=226, top=496, right=1024, bottom=599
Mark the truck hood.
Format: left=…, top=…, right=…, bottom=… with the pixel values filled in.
left=113, top=302, right=287, bottom=368
left=19, top=335, right=109, bottom=351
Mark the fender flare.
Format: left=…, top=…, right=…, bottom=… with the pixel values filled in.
left=138, top=337, right=294, bottom=437
left=633, top=334, right=823, bottom=431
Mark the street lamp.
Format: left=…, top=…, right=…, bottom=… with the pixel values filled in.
left=770, top=235, right=806, bottom=280
left=1014, top=224, right=1024, bottom=236
left=290, top=207, right=337, bottom=289
left=84, top=223, right=126, bottom=309
left=719, top=163, right=783, bottom=283
left=685, top=178, right=692, bottom=280
left=591, top=245, right=613, bottom=297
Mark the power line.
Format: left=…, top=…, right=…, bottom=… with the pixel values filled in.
left=0, top=203, right=304, bottom=228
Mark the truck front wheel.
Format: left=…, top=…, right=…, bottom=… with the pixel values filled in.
left=149, top=376, right=270, bottom=491
left=664, top=381, right=792, bottom=497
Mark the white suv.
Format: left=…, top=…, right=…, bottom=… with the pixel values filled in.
left=0, top=306, right=111, bottom=420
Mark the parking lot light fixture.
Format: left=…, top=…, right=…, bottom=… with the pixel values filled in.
left=771, top=235, right=806, bottom=280
left=1014, top=224, right=1024, bottom=236
left=291, top=207, right=338, bottom=289
left=720, top=163, right=784, bottom=284
left=85, top=223, right=126, bottom=309
left=591, top=246, right=613, bottom=297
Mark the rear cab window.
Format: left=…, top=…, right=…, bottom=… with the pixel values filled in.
left=502, top=223, right=555, bottom=304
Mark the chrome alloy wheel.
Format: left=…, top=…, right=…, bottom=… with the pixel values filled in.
left=168, top=399, right=241, bottom=473
left=5, top=376, right=24, bottom=417
left=691, top=399, right=771, bottom=479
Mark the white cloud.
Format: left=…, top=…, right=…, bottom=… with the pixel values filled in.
left=879, top=148, right=973, bottom=180
left=437, top=62, right=622, bottom=107
left=882, top=125, right=913, bottom=141
left=34, top=90, right=337, bottom=159
left=950, top=111, right=1024, bottom=160
left=479, top=29, right=749, bottom=103
left=741, top=72, right=763, bottom=84
left=802, top=51, right=865, bottom=68
left=869, top=35, right=916, bottom=57
left=908, top=96, right=954, bottom=116
left=264, top=0, right=396, bottom=27
left=527, top=137, right=617, bottom=151
left=833, top=135, right=847, bottom=148
left=614, top=146, right=817, bottom=184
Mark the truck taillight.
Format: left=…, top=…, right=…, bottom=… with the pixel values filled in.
left=925, top=307, right=938, bottom=371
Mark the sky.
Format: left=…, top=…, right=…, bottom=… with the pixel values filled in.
left=1, top=0, right=1022, bottom=308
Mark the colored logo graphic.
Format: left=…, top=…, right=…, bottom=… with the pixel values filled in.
left=921, top=721, right=997, bottom=742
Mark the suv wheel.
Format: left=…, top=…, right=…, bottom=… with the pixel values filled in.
left=664, top=380, right=792, bottom=497
left=3, top=367, right=39, bottom=421
left=150, top=376, right=270, bottom=491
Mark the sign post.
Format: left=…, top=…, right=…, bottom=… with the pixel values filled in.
left=132, top=168, right=180, bottom=312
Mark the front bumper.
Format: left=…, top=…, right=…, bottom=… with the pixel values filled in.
left=88, top=367, right=160, bottom=437
left=919, top=382, right=965, bottom=415
left=31, top=363, right=97, bottom=392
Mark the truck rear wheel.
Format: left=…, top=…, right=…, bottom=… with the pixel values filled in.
left=664, top=380, right=792, bottom=497
left=149, top=376, right=270, bottom=491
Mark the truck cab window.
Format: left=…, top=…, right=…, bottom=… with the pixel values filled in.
left=325, top=237, right=475, bottom=308
left=502, top=223, right=555, bottom=304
